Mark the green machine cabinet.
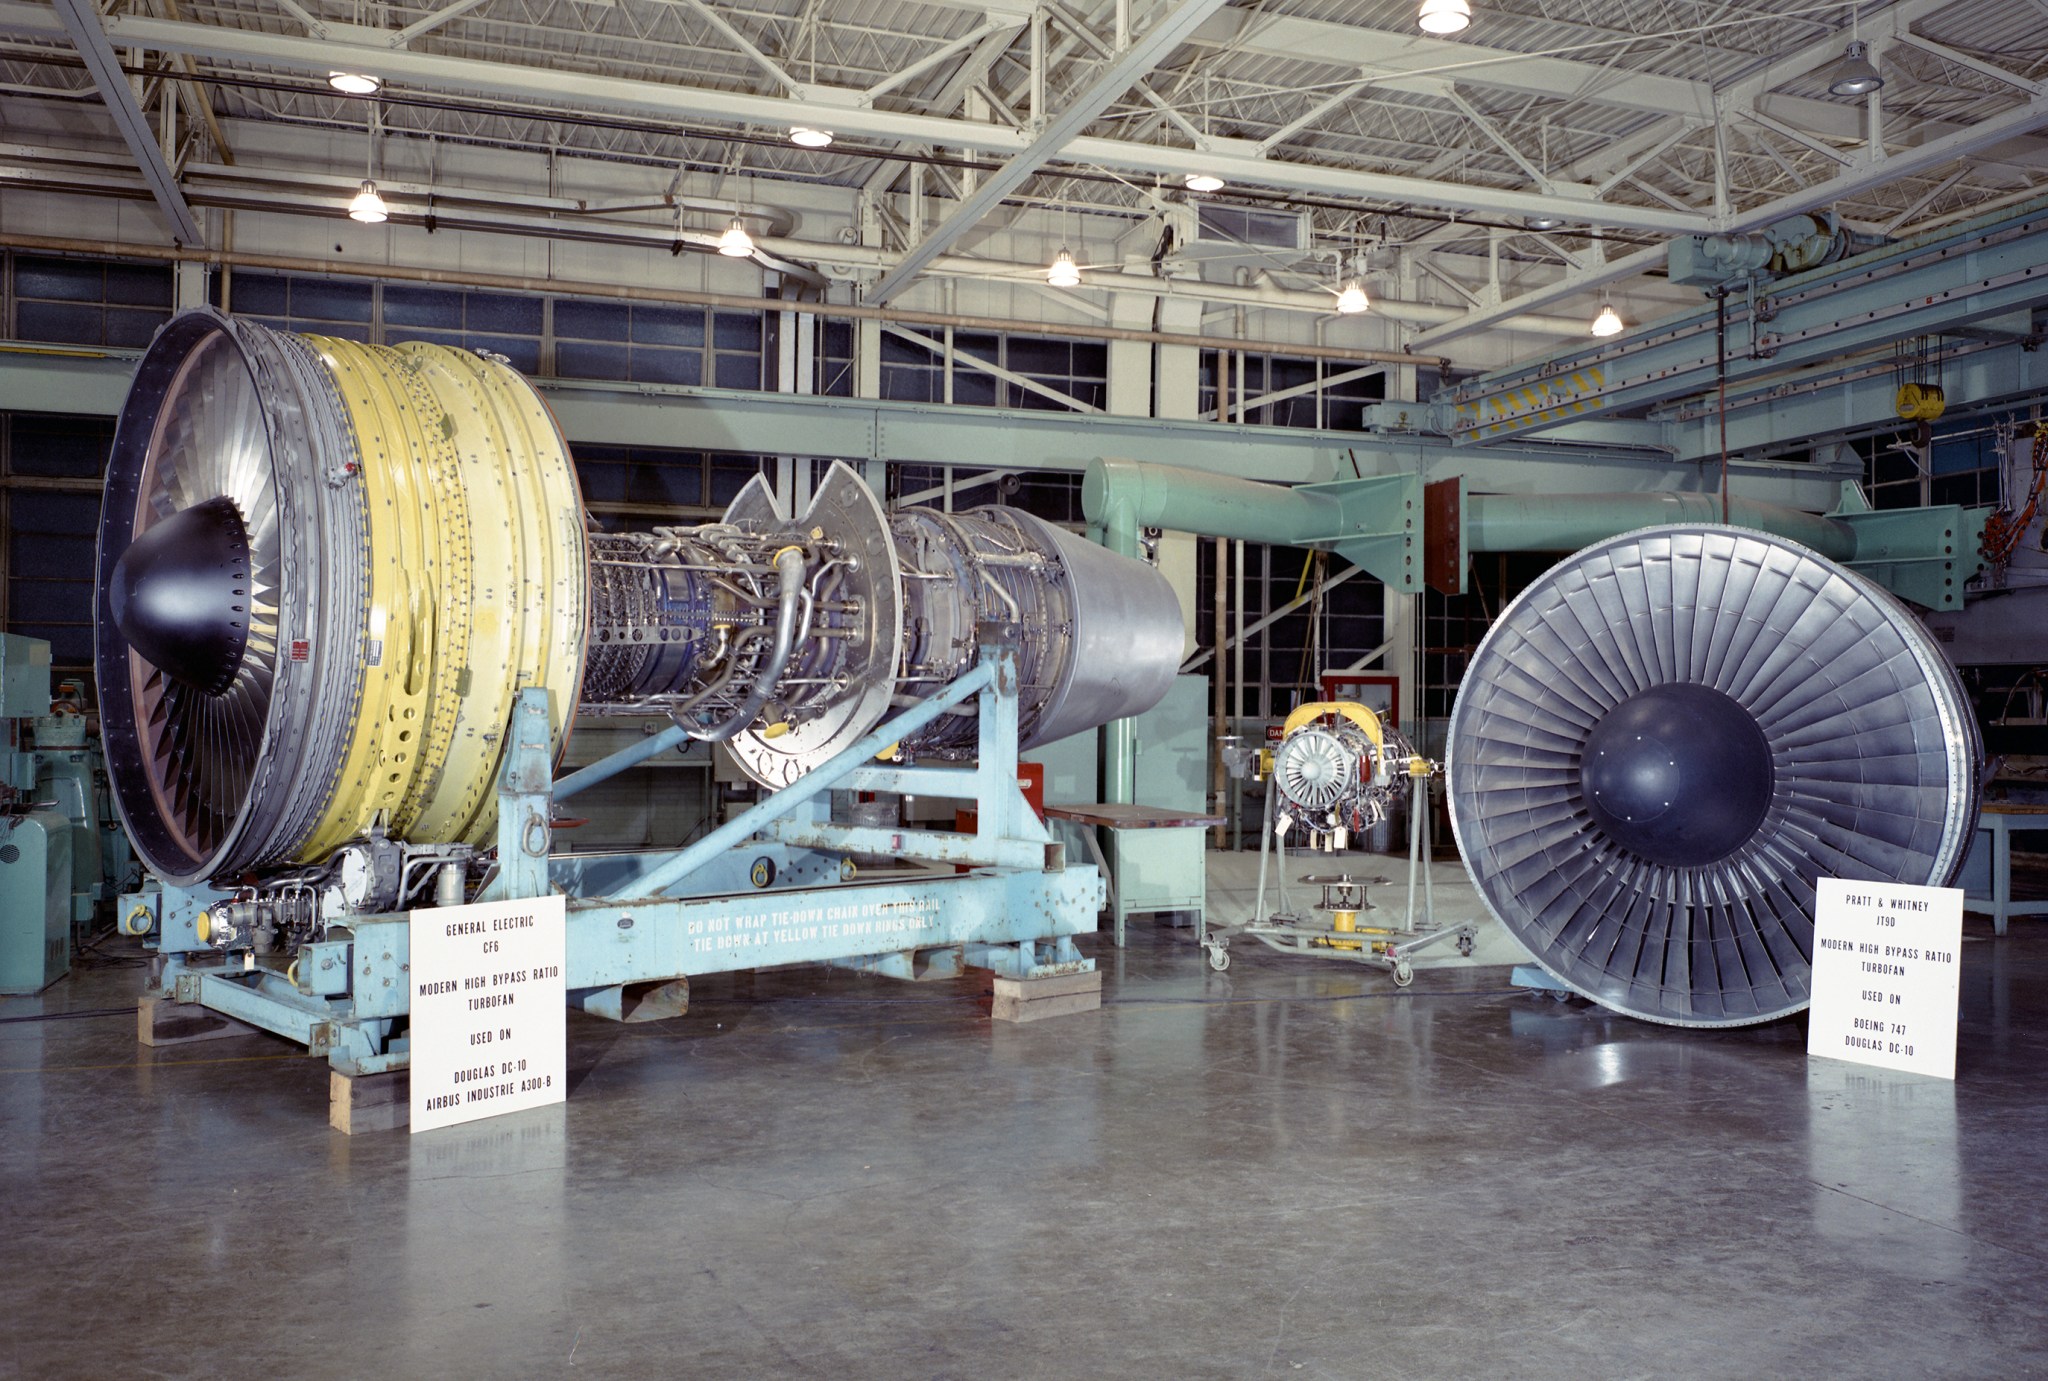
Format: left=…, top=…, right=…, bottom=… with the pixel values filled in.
left=1037, top=676, right=1221, bottom=945
left=1, top=634, right=73, bottom=993
left=1042, top=803, right=1222, bottom=946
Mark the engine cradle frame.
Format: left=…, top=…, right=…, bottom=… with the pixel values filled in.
left=129, top=645, right=1103, bottom=1077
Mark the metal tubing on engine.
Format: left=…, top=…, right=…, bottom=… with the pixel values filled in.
left=622, top=656, right=1000, bottom=899
left=690, top=545, right=808, bottom=742
left=551, top=723, right=690, bottom=802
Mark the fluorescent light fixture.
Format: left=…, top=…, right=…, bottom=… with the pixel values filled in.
left=790, top=126, right=834, bottom=149
left=347, top=179, right=388, bottom=224
left=1828, top=40, right=1884, bottom=97
left=328, top=71, right=382, bottom=96
left=718, top=218, right=756, bottom=257
left=1417, top=0, right=1472, bottom=35
left=1335, top=279, right=1370, bottom=315
left=1046, top=247, right=1081, bottom=288
left=1184, top=172, right=1225, bottom=193
left=1591, top=303, right=1625, bottom=337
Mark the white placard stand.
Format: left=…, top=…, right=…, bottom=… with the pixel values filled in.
left=1807, top=878, right=1962, bottom=1080
left=410, top=894, right=567, bottom=1132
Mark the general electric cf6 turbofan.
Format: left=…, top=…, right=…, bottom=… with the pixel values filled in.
left=101, top=310, right=1184, bottom=1076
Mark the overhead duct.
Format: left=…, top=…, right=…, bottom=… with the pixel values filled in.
left=96, top=310, right=1184, bottom=885
left=1446, top=526, right=1979, bottom=1027
left=1082, top=457, right=1866, bottom=565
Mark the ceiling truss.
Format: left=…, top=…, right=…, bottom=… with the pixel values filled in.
left=1, top=0, right=2046, bottom=362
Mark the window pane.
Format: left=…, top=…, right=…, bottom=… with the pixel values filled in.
left=10, top=416, right=112, bottom=478
left=104, top=262, right=174, bottom=308
left=16, top=301, right=103, bottom=345
left=712, top=312, right=760, bottom=351
left=465, top=292, right=543, bottom=335
left=288, top=277, right=374, bottom=322
left=631, top=305, right=706, bottom=347
left=384, top=284, right=465, bottom=327
left=557, top=341, right=632, bottom=380
left=712, top=352, right=758, bottom=390
left=105, top=308, right=170, bottom=348
left=632, top=349, right=702, bottom=387
left=228, top=273, right=289, bottom=315
left=14, top=256, right=102, bottom=302
left=554, top=299, right=631, bottom=341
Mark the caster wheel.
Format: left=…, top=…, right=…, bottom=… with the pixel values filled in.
left=1207, top=945, right=1231, bottom=972
left=1392, top=960, right=1414, bottom=987
left=1457, top=935, right=1475, bottom=958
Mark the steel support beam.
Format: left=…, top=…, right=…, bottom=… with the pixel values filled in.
left=0, top=340, right=1850, bottom=508
left=1439, top=192, right=2048, bottom=446
left=0, top=7, right=1716, bottom=234
left=1407, top=244, right=1665, bottom=349
left=0, top=344, right=137, bottom=414
left=47, top=0, right=205, bottom=246
left=865, top=0, right=1231, bottom=304
left=1657, top=339, right=2048, bottom=462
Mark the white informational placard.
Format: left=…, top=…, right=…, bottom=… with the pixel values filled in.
left=1807, top=877, right=1962, bottom=1080
left=410, top=894, right=567, bottom=1133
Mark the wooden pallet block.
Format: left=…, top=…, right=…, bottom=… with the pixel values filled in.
left=137, top=993, right=260, bottom=1048
left=989, top=968, right=1103, bottom=1024
left=330, top=1068, right=410, bottom=1135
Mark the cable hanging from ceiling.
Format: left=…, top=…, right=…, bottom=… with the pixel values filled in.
left=1828, top=4, right=1885, bottom=97
left=347, top=103, right=388, bottom=223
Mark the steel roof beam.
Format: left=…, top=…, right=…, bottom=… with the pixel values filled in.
left=1437, top=192, right=2048, bottom=446
left=1187, top=13, right=1719, bottom=122
left=1728, top=88, right=2048, bottom=230
left=47, top=0, right=205, bottom=245
left=1406, top=244, right=1666, bottom=350
left=25, top=8, right=1711, bottom=233
left=863, top=0, right=1228, bottom=304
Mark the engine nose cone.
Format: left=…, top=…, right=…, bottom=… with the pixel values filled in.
left=1580, top=682, right=1774, bottom=868
left=109, top=494, right=252, bottom=696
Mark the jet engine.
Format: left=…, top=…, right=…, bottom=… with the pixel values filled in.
left=96, top=309, right=1184, bottom=888
left=1446, top=525, right=1980, bottom=1027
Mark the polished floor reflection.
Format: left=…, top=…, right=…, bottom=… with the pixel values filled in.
left=4, top=906, right=2046, bottom=1378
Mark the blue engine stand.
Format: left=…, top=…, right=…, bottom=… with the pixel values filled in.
left=127, top=645, right=1102, bottom=1077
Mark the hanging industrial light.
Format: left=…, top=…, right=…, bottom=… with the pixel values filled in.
left=1828, top=40, right=1884, bottom=96
left=1591, top=299, right=1625, bottom=337
left=718, top=218, right=757, bottom=256
left=1417, top=0, right=1472, bottom=35
left=1335, top=279, right=1370, bottom=315
left=789, top=126, right=834, bottom=149
left=347, top=180, right=388, bottom=223
left=1524, top=214, right=1564, bottom=231
left=1184, top=172, right=1225, bottom=193
left=328, top=72, right=382, bottom=96
left=1046, top=247, right=1082, bottom=288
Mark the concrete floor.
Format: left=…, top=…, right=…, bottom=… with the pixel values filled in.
left=5, top=857, right=2048, bottom=1379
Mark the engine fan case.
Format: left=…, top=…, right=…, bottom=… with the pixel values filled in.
left=95, top=311, right=587, bottom=884
left=1446, top=525, right=1979, bottom=1028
